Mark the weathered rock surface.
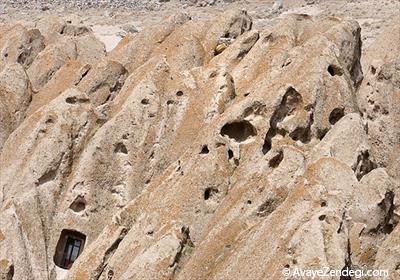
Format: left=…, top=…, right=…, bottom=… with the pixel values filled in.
left=0, top=8, right=399, bottom=280
left=0, top=63, right=32, bottom=150
left=2, top=0, right=238, bottom=11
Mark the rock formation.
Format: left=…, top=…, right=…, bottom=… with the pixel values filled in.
left=0, top=8, right=399, bottom=280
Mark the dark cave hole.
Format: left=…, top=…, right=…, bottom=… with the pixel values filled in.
left=327, top=64, right=343, bottom=76
left=204, top=187, right=219, bottom=201
left=220, top=120, right=257, bottom=142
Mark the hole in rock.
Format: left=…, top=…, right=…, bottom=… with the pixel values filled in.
left=36, top=168, right=57, bottom=186
left=69, top=196, right=86, bottom=212
left=327, top=65, right=343, bottom=76
left=65, top=97, right=77, bottom=104
left=256, top=198, right=277, bottom=217
left=269, top=150, right=284, bottom=168
left=375, top=191, right=397, bottom=234
left=220, top=120, right=257, bottom=142
left=176, top=91, right=184, bottom=97
left=289, top=126, right=311, bottom=143
left=114, top=142, right=128, bottom=154
left=355, top=150, right=377, bottom=180
left=141, top=98, right=149, bottom=105
left=262, top=87, right=303, bottom=154
left=329, top=108, right=345, bottom=125
left=166, top=100, right=174, bottom=105
left=4, top=53, right=8, bottom=57
left=17, top=50, right=29, bottom=65
left=317, top=128, right=329, bottom=140
left=321, top=201, right=327, bottom=207
left=204, top=187, right=219, bottom=201
left=65, top=96, right=88, bottom=104
left=319, top=215, right=326, bottom=221
left=45, top=117, right=55, bottom=124
left=227, top=149, right=234, bottom=160
left=54, top=230, right=86, bottom=269
left=371, top=66, right=376, bottom=75
left=200, top=145, right=209, bottom=154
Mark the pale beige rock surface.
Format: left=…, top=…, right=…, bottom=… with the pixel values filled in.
left=0, top=4, right=399, bottom=280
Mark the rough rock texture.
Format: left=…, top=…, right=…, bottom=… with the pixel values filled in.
left=0, top=8, right=399, bottom=280
left=2, top=0, right=238, bottom=11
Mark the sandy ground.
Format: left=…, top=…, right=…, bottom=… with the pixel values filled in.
left=1, top=0, right=399, bottom=53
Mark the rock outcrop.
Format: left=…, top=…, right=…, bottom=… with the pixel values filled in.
left=0, top=9, right=399, bottom=280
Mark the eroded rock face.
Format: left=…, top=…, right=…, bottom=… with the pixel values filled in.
left=0, top=10, right=399, bottom=280
left=357, top=21, right=400, bottom=181
left=0, top=63, right=32, bottom=150
left=0, top=24, right=45, bottom=69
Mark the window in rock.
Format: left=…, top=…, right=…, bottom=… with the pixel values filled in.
left=54, top=230, right=86, bottom=269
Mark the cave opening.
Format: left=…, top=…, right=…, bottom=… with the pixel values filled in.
left=220, top=120, right=257, bottom=142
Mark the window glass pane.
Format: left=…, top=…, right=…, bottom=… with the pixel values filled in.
left=56, top=231, right=86, bottom=269
left=65, top=244, right=73, bottom=259
left=70, top=246, right=80, bottom=262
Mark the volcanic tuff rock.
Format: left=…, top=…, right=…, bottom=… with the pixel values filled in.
left=0, top=8, right=399, bottom=280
